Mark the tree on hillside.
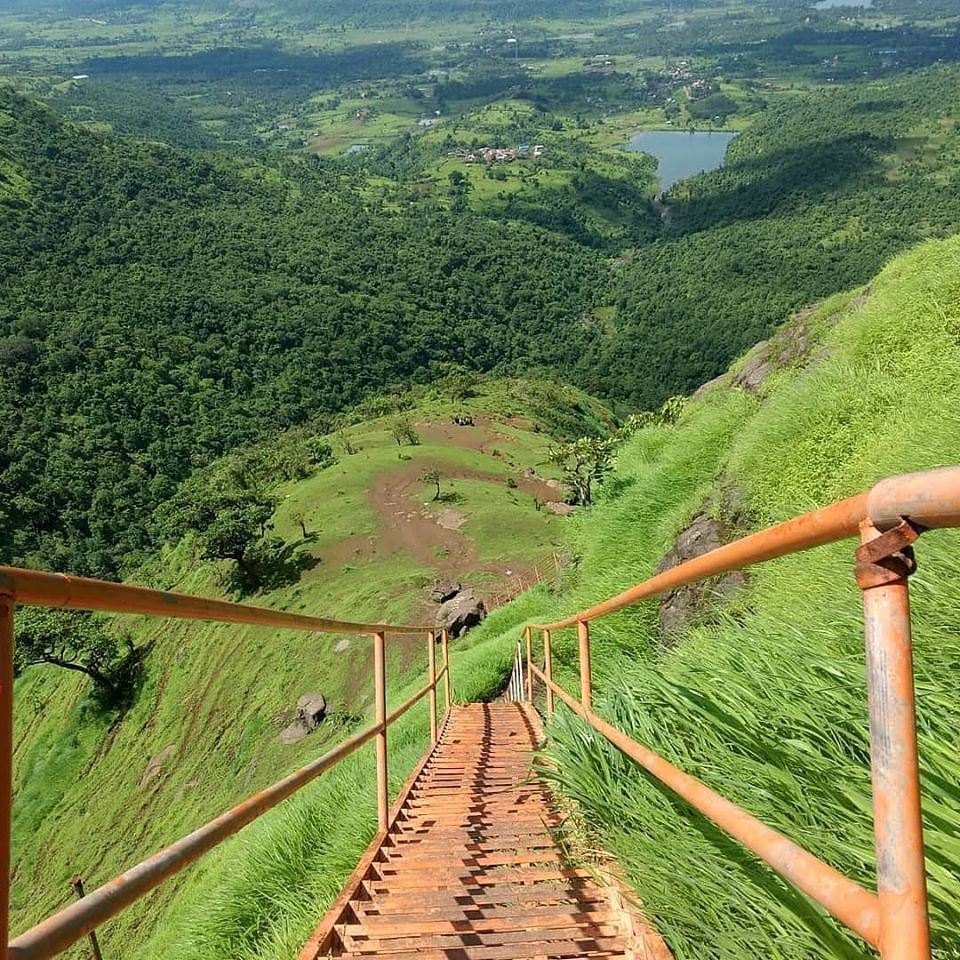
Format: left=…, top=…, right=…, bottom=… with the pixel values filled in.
left=548, top=437, right=616, bottom=507
left=156, top=488, right=280, bottom=588
left=291, top=511, right=310, bottom=539
left=14, top=608, right=137, bottom=705
left=435, top=362, right=481, bottom=401
left=549, top=395, right=686, bottom=506
left=419, top=468, right=442, bottom=501
left=390, top=418, right=420, bottom=448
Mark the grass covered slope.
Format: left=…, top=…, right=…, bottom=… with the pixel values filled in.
left=471, top=238, right=960, bottom=958
left=11, top=378, right=610, bottom=958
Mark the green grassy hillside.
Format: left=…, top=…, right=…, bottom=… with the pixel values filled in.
left=140, top=235, right=960, bottom=960
left=14, top=238, right=960, bottom=960
left=10, top=377, right=611, bottom=958
left=463, top=237, right=960, bottom=958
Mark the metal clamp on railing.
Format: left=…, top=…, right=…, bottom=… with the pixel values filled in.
left=0, top=571, right=451, bottom=960
left=517, top=467, right=960, bottom=960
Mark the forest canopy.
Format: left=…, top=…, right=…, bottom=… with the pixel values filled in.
left=0, top=90, right=604, bottom=576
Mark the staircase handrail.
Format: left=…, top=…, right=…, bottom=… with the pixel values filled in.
left=0, top=568, right=449, bottom=960
left=523, top=466, right=960, bottom=960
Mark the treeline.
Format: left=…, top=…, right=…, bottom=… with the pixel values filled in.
left=0, top=90, right=605, bottom=578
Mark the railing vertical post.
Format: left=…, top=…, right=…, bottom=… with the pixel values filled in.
left=70, top=877, right=104, bottom=960
left=0, top=596, right=12, bottom=960
left=524, top=627, right=533, bottom=701
left=857, top=521, right=931, bottom=960
left=373, top=631, right=388, bottom=832
left=577, top=620, right=592, bottom=711
left=518, top=641, right=525, bottom=703
left=427, top=631, right=438, bottom=745
left=542, top=629, right=554, bottom=719
left=441, top=629, right=451, bottom=715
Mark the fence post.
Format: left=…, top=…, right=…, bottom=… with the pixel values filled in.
left=427, top=631, right=438, bottom=745
left=578, top=620, right=592, bottom=711
left=542, top=629, right=554, bottom=720
left=373, top=631, right=388, bottom=832
left=70, top=877, right=104, bottom=960
left=0, top=597, right=12, bottom=960
left=856, top=520, right=930, bottom=960
left=441, top=629, right=451, bottom=715
left=524, top=627, right=533, bottom=701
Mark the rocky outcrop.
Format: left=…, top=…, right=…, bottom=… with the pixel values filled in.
left=436, top=588, right=487, bottom=638
left=431, top=579, right=463, bottom=604
left=280, top=693, right=327, bottom=744
left=731, top=305, right=823, bottom=395
left=656, top=490, right=749, bottom=646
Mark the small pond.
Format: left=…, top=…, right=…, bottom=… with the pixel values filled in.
left=625, top=129, right=737, bottom=193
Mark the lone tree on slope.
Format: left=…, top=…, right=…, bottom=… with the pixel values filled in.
left=419, top=468, right=442, bottom=501
left=14, top=608, right=136, bottom=704
left=548, top=437, right=616, bottom=507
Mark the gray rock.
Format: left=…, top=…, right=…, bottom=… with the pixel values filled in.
left=732, top=308, right=820, bottom=396
left=280, top=693, right=327, bottom=744
left=431, top=579, right=463, bottom=604
left=297, top=693, right=327, bottom=731
left=437, top=589, right=487, bottom=638
left=656, top=498, right=747, bottom=645
left=280, top=722, right=308, bottom=745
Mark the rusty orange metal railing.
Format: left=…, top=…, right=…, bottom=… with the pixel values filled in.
left=524, top=466, right=960, bottom=960
left=0, top=568, right=448, bottom=960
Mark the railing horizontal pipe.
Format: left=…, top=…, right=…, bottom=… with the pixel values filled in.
left=532, top=467, right=960, bottom=631
left=866, top=467, right=960, bottom=531
left=528, top=664, right=881, bottom=948
left=532, top=495, right=868, bottom=631
left=9, top=720, right=385, bottom=960
left=385, top=678, right=437, bottom=728
left=0, top=567, right=430, bottom=636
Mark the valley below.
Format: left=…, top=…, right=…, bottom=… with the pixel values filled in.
left=3, top=0, right=960, bottom=957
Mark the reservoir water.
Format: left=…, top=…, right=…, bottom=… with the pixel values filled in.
left=625, top=129, right=737, bottom=193
left=813, top=0, right=873, bottom=8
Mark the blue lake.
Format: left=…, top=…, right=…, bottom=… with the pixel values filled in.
left=625, top=130, right=737, bottom=193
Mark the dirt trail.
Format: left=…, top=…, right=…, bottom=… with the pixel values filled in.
left=369, top=461, right=557, bottom=569
left=416, top=415, right=533, bottom=454
left=321, top=421, right=569, bottom=673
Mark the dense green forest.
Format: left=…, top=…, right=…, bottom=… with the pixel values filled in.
left=6, top=61, right=960, bottom=579
left=0, top=89, right=605, bottom=577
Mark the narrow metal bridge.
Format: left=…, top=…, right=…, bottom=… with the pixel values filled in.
left=3, top=466, right=958, bottom=960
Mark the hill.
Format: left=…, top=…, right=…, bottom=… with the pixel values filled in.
left=10, top=377, right=612, bottom=957
left=470, top=236, right=960, bottom=958
left=0, top=88, right=607, bottom=579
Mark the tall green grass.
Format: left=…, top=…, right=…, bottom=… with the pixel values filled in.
left=529, top=239, right=960, bottom=958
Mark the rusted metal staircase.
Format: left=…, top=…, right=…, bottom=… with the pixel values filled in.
left=5, top=467, right=960, bottom=960
left=300, top=702, right=669, bottom=960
